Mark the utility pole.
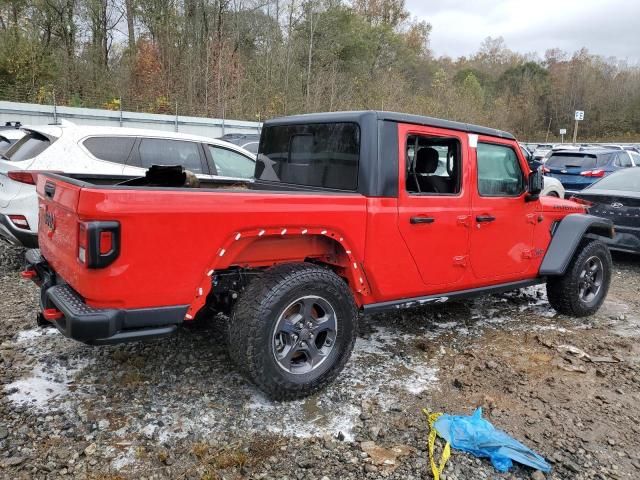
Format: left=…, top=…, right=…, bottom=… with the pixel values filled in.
left=175, top=101, right=179, bottom=132
left=52, top=91, right=58, bottom=125
left=545, top=116, right=552, bottom=142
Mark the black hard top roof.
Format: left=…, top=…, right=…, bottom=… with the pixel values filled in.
left=264, top=110, right=515, bottom=140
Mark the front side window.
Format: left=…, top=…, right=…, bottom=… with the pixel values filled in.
left=208, top=146, right=255, bottom=178
left=476, top=143, right=525, bottom=197
left=256, top=122, right=360, bottom=190
left=83, top=136, right=135, bottom=164
left=4, top=132, right=51, bottom=162
left=138, top=138, right=203, bottom=173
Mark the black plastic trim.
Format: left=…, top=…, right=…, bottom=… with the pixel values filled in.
left=377, top=120, right=399, bottom=197
left=539, top=214, right=614, bottom=276
left=85, top=221, right=120, bottom=268
left=363, top=278, right=543, bottom=313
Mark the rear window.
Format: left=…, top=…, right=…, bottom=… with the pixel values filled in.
left=546, top=153, right=612, bottom=169
left=256, top=122, right=360, bottom=190
left=590, top=168, right=640, bottom=192
left=4, top=132, right=51, bottom=162
left=83, top=137, right=136, bottom=164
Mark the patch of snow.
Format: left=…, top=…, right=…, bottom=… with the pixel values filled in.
left=111, top=447, right=137, bottom=470
left=15, top=328, right=59, bottom=342
left=4, top=359, right=90, bottom=412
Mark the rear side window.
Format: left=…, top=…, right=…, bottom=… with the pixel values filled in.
left=0, top=136, right=10, bottom=154
left=4, top=132, right=51, bottom=162
left=476, top=143, right=525, bottom=196
left=83, top=137, right=135, bottom=164
left=138, top=139, right=204, bottom=174
left=207, top=146, right=255, bottom=178
left=256, top=122, right=360, bottom=190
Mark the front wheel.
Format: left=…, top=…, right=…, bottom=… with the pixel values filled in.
left=546, top=239, right=612, bottom=317
left=228, top=263, right=358, bottom=400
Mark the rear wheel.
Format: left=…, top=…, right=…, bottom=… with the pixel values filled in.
left=228, top=263, right=358, bottom=400
left=546, top=239, right=611, bottom=317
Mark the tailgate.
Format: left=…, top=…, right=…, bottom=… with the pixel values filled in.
left=36, top=174, right=82, bottom=279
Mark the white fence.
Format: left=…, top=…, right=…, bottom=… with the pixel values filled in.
left=0, top=101, right=261, bottom=138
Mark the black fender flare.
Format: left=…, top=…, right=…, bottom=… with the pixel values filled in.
left=539, top=214, right=614, bottom=276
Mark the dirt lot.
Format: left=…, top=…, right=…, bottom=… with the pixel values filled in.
left=1, top=242, right=639, bottom=480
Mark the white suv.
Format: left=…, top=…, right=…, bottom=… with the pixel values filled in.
left=0, top=125, right=256, bottom=247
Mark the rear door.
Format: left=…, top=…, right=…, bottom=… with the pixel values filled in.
left=470, top=139, right=536, bottom=280
left=396, top=123, right=471, bottom=288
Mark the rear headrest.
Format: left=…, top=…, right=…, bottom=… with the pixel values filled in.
left=416, top=147, right=439, bottom=174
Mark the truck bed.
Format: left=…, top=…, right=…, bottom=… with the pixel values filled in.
left=36, top=172, right=368, bottom=311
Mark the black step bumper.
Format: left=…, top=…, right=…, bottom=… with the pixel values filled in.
left=25, top=249, right=186, bottom=345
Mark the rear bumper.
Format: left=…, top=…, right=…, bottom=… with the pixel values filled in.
left=603, top=226, right=640, bottom=254
left=25, top=249, right=186, bottom=345
left=0, top=214, right=38, bottom=248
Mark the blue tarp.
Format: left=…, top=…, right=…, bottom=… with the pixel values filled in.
left=434, top=407, right=551, bottom=473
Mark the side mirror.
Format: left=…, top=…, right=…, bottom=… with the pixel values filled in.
left=526, top=169, right=543, bottom=200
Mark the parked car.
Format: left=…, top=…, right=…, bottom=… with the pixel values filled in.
left=24, top=110, right=613, bottom=399
left=543, top=148, right=635, bottom=192
left=541, top=176, right=565, bottom=198
left=532, top=144, right=553, bottom=161
left=571, top=168, right=640, bottom=254
left=218, top=133, right=260, bottom=154
left=0, top=125, right=256, bottom=247
left=0, top=123, right=25, bottom=155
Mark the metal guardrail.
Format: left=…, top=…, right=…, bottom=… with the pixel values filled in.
left=0, top=101, right=261, bottom=138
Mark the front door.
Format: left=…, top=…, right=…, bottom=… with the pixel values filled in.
left=397, top=124, right=471, bottom=288
left=470, top=138, right=537, bottom=280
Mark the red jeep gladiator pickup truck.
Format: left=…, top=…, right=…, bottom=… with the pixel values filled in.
left=24, top=111, right=614, bottom=400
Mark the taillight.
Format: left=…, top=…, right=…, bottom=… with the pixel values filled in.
left=78, top=222, right=88, bottom=264
left=580, top=169, right=605, bottom=177
left=8, top=171, right=37, bottom=184
left=569, top=196, right=593, bottom=207
left=77, top=221, right=120, bottom=268
left=8, top=214, right=30, bottom=230
left=7, top=170, right=64, bottom=185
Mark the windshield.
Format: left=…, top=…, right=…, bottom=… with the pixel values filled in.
left=589, top=168, right=640, bottom=192
left=3, top=131, right=52, bottom=162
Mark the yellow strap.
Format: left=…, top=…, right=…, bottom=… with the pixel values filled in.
left=423, top=408, right=451, bottom=480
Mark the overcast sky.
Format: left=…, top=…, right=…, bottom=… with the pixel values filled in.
left=406, top=0, right=640, bottom=63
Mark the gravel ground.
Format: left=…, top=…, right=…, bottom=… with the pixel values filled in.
left=1, top=242, right=639, bottom=480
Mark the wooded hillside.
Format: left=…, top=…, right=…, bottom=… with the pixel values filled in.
left=1, top=0, right=639, bottom=140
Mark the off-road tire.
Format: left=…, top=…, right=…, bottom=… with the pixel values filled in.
left=228, top=263, right=358, bottom=400
left=546, top=239, right=612, bottom=317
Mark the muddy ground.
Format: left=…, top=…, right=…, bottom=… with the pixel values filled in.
left=0, top=241, right=639, bottom=480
